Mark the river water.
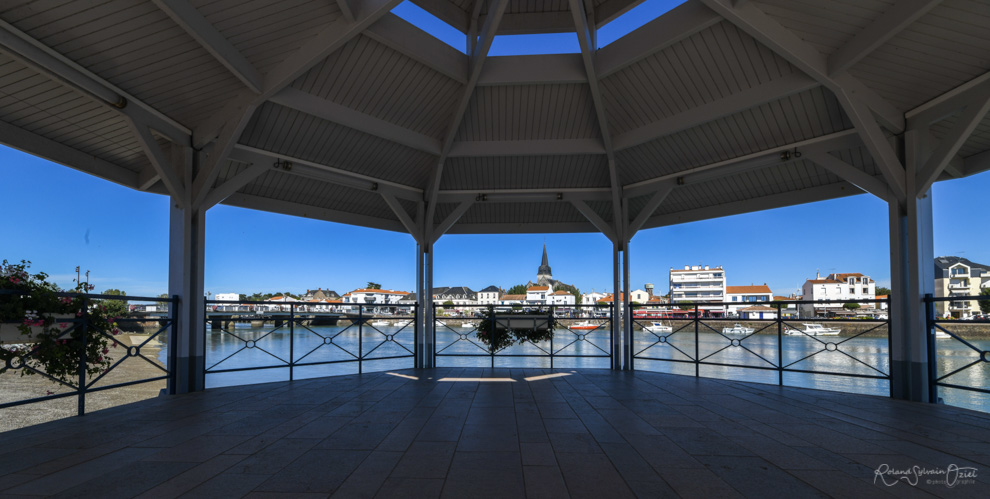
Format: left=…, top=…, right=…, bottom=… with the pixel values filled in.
left=163, top=321, right=990, bottom=413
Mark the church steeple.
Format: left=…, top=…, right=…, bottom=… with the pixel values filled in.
left=537, top=244, right=552, bottom=280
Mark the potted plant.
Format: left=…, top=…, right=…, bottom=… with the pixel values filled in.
left=475, top=307, right=557, bottom=353
left=0, top=260, right=122, bottom=384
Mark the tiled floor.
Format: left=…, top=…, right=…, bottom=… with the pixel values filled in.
left=1, top=368, right=989, bottom=498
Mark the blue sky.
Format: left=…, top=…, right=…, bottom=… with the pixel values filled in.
left=2, top=0, right=988, bottom=298
left=3, top=144, right=987, bottom=298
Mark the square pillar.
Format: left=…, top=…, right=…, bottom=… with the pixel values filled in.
left=168, top=200, right=205, bottom=393
left=888, top=130, right=935, bottom=401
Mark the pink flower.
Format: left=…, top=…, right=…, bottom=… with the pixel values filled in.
left=101, top=348, right=109, bottom=355
left=76, top=311, right=82, bottom=317
left=46, top=390, right=54, bottom=396
left=58, top=322, right=68, bottom=328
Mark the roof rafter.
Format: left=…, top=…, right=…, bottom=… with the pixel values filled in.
left=915, top=84, right=990, bottom=195
left=364, top=13, right=468, bottom=84
left=828, top=0, right=942, bottom=75
left=152, top=0, right=263, bottom=93
left=572, top=199, right=617, bottom=242
left=424, top=0, right=510, bottom=231
left=613, top=72, right=819, bottom=151
left=201, top=159, right=272, bottom=210
left=805, top=152, right=891, bottom=200
left=271, top=87, right=443, bottom=155
left=627, top=182, right=675, bottom=237
left=0, top=18, right=190, bottom=144
left=596, top=1, right=721, bottom=78
left=448, top=139, right=605, bottom=157
left=701, top=0, right=905, bottom=133
left=569, top=0, right=623, bottom=240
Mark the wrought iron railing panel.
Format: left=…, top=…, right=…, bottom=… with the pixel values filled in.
left=632, top=300, right=891, bottom=396
left=926, top=294, right=990, bottom=412
left=1, top=291, right=177, bottom=429
left=434, top=304, right=612, bottom=369
left=203, top=301, right=416, bottom=387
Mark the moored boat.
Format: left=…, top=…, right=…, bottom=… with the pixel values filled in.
left=644, top=322, right=672, bottom=333
left=784, top=323, right=840, bottom=336
left=722, top=324, right=754, bottom=335
left=568, top=321, right=599, bottom=331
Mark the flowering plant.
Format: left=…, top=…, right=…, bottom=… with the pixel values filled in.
left=475, top=308, right=556, bottom=353
left=0, top=260, right=122, bottom=384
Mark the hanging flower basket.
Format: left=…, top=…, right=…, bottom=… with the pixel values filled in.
left=475, top=308, right=557, bottom=353
left=1, top=260, right=123, bottom=384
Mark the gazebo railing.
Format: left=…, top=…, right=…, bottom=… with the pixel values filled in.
left=631, top=298, right=891, bottom=396
left=433, top=304, right=612, bottom=369
left=0, top=291, right=177, bottom=418
left=925, top=293, right=990, bottom=411
left=203, top=301, right=416, bottom=387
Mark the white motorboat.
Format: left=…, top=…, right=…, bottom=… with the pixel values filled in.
left=394, top=319, right=412, bottom=327
left=722, top=324, right=754, bottom=335
left=934, top=330, right=951, bottom=339
left=643, top=322, right=672, bottom=333
left=785, top=323, right=840, bottom=336
left=461, top=321, right=476, bottom=328
left=370, top=320, right=390, bottom=327
left=434, top=320, right=447, bottom=327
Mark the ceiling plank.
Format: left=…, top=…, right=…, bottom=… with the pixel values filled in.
left=152, top=0, right=263, bottom=93
left=364, top=13, right=468, bottom=84
left=828, top=0, right=942, bottom=75
left=448, top=138, right=605, bottom=157
left=271, top=87, right=443, bottom=155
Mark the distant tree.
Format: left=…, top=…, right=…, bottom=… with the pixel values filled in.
left=843, top=302, right=861, bottom=310
left=678, top=304, right=693, bottom=310
left=507, top=284, right=527, bottom=295
left=442, top=300, right=455, bottom=310
left=875, top=286, right=891, bottom=296
left=555, top=283, right=581, bottom=303
left=100, top=288, right=129, bottom=318
left=366, top=282, right=382, bottom=290
left=980, top=288, right=990, bottom=314
left=157, top=293, right=169, bottom=299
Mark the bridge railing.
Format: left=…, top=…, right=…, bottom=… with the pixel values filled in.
left=203, top=300, right=417, bottom=387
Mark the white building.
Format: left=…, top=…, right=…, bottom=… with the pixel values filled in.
left=670, top=265, right=726, bottom=315
left=526, top=285, right=550, bottom=303
left=581, top=291, right=607, bottom=305
left=629, top=289, right=650, bottom=304
left=725, top=285, right=773, bottom=315
left=499, top=294, right=526, bottom=306
left=214, top=292, right=240, bottom=302
left=800, top=272, right=876, bottom=317
left=738, top=305, right=777, bottom=320
left=934, top=256, right=990, bottom=319
left=343, top=289, right=410, bottom=311
left=547, top=290, right=576, bottom=306
left=476, top=286, right=500, bottom=305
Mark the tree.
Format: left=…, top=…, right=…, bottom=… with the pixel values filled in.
left=980, top=288, right=990, bottom=314
left=875, top=286, right=891, bottom=296
left=555, top=283, right=581, bottom=303
left=843, top=302, right=861, bottom=310
left=99, top=288, right=129, bottom=319
left=678, top=304, right=693, bottom=310
left=366, top=282, right=382, bottom=290
left=507, top=284, right=527, bottom=295
left=442, top=300, right=455, bottom=310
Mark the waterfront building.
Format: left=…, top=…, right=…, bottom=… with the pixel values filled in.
left=669, top=265, right=726, bottom=316
left=738, top=305, right=777, bottom=320
left=476, top=286, right=500, bottom=305
left=526, top=285, right=550, bottom=303
left=499, top=294, right=526, bottom=306
left=302, top=288, right=340, bottom=301
left=629, top=289, right=650, bottom=304
left=800, top=272, right=876, bottom=317
left=772, top=296, right=799, bottom=318
left=581, top=291, right=607, bottom=305
left=214, top=292, right=239, bottom=302
left=432, top=286, right=477, bottom=306
left=343, top=289, right=410, bottom=310
left=725, top=284, right=773, bottom=316
left=934, top=256, right=990, bottom=319
left=547, top=290, right=576, bottom=306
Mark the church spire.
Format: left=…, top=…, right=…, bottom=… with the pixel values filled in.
left=537, top=244, right=552, bottom=280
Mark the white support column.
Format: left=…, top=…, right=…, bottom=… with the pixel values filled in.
left=611, top=242, right=623, bottom=370
left=167, top=147, right=205, bottom=393
left=425, top=243, right=435, bottom=368
left=622, top=238, right=632, bottom=370
left=416, top=242, right=426, bottom=368
left=888, top=130, right=935, bottom=401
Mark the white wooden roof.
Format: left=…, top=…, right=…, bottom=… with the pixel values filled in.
left=1, top=0, right=988, bottom=243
